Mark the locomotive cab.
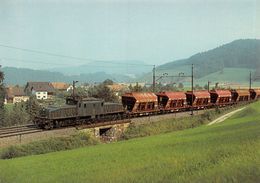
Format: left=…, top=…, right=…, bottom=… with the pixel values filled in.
left=77, top=98, right=104, bottom=118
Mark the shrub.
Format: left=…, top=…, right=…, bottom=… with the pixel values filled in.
left=121, top=106, right=238, bottom=140
left=1, top=132, right=99, bottom=159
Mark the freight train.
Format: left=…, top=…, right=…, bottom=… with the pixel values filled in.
left=34, top=89, right=260, bottom=129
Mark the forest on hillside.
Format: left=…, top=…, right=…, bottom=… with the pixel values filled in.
left=158, top=39, right=260, bottom=79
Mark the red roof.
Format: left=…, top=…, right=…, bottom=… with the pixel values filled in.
left=51, top=82, right=69, bottom=90
left=156, top=92, right=186, bottom=100
left=210, top=90, right=231, bottom=97
left=122, top=92, right=157, bottom=102
left=186, top=91, right=210, bottom=98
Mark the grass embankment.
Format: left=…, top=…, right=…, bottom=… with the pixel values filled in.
left=4, top=103, right=14, bottom=111
left=0, top=132, right=99, bottom=159
left=0, top=102, right=259, bottom=183
left=122, top=108, right=226, bottom=139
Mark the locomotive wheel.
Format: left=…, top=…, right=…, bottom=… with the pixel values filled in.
left=44, top=122, right=54, bottom=130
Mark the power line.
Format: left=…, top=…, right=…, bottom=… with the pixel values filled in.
left=1, top=57, right=152, bottom=70
left=0, top=43, right=153, bottom=67
left=1, top=57, right=71, bottom=66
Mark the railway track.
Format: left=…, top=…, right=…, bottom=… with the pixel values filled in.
left=0, top=103, right=246, bottom=139
left=0, top=124, right=43, bottom=138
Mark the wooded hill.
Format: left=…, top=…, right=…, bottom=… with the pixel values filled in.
left=158, top=39, right=260, bottom=79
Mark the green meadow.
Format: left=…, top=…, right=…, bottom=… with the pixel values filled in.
left=4, top=103, right=14, bottom=111
left=0, top=102, right=259, bottom=183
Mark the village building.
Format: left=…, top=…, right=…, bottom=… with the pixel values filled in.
left=24, top=82, right=55, bottom=100
left=107, top=84, right=128, bottom=96
left=51, top=82, right=70, bottom=91
left=66, top=85, right=74, bottom=92
left=127, top=82, right=146, bottom=88
left=5, top=86, right=29, bottom=104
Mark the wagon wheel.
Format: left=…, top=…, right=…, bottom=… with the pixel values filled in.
left=55, top=120, right=61, bottom=128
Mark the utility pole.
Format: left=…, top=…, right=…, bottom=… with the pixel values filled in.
left=249, top=71, right=252, bottom=90
left=153, top=65, right=156, bottom=92
left=208, top=81, right=211, bottom=92
left=191, top=64, right=194, bottom=115
left=72, top=80, right=78, bottom=99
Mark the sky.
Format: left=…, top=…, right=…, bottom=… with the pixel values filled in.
left=0, top=0, right=259, bottom=70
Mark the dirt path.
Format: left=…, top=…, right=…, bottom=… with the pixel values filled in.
left=207, top=107, right=246, bottom=126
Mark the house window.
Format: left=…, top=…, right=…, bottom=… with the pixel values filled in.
left=79, top=103, right=81, bottom=108
left=84, top=104, right=87, bottom=108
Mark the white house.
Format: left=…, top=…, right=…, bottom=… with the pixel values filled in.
left=24, top=82, right=55, bottom=100
left=33, top=91, right=48, bottom=100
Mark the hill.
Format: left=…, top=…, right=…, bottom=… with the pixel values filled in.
left=140, top=39, right=260, bottom=86
left=2, top=67, right=132, bottom=85
left=0, top=102, right=259, bottom=182
left=158, top=39, right=260, bottom=78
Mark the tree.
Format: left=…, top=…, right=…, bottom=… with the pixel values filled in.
left=204, top=84, right=208, bottom=90
left=26, top=96, right=40, bottom=122
left=195, top=84, right=203, bottom=90
left=5, top=102, right=30, bottom=126
left=74, top=87, right=88, bottom=97
left=128, top=84, right=133, bottom=91
left=88, top=84, right=118, bottom=102
left=0, top=67, right=5, bottom=124
left=128, top=83, right=143, bottom=92
left=103, top=79, right=114, bottom=85
left=178, top=83, right=184, bottom=89
left=132, top=83, right=143, bottom=92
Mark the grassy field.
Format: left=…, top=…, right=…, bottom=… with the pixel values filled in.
left=4, top=103, right=14, bottom=111
left=198, top=68, right=251, bottom=83
left=0, top=102, right=259, bottom=183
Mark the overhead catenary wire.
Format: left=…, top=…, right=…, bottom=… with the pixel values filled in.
left=1, top=57, right=151, bottom=69
left=0, top=43, right=153, bottom=67
left=0, top=43, right=159, bottom=86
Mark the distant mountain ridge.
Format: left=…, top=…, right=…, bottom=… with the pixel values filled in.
left=50, top=60, right=150, bottom=76
left=2, top=67, right=132, bottom=85
left=158, top=39, right=260, bottom=78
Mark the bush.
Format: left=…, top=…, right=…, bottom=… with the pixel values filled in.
left=2, top=102, right=30, bottom=127
left=1, top=132, right=99, bottom=159
left=121, top=107, right=235, bottom=140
